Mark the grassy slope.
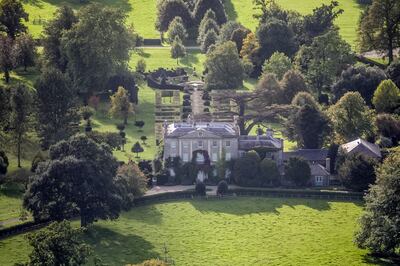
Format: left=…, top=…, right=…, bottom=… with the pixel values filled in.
left=24, top=0, right=158, bottom=39
left=227, top=0, right=364, bottom=48
left=24, top=0, right=362, bottom=47
left=0, top=198, right=378, bottom=266
left=0, top=184, right=24, bottom=223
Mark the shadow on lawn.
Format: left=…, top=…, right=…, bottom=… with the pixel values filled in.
left=224, top=0, right=238, bottom=21
left=362, top=254, right=400, bottom=266
left=85, top=225, right=160, bottom=265
left=190, top=197, right=335, bottom=216
left=123, top=205, right=163, bottom=225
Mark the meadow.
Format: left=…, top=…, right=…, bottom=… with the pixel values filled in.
left=23, top=0, right=363, bottom=47
left=0, top=197, right=384, bottom=266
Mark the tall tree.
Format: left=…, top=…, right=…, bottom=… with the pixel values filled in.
left=218, top=20, right=242, bottom=43
left=42, top=6, right=78, bottom=71
left=355, top=149, right=400, bottom=255
left=285, top=104, right=331, bottom=149
left=280, top=70, right=308, bottom=104
left=386, top=60, right=400, bottom=88
left=0, top=35, right=14, bottom=83
left=171, top=36, right=186, bottom=64
left=204, top=41, right=244, bottom=90
left=302, top=0, right=343, bottom=43
left=200, top=29, right=218, bottom=53
left=9, top=84, right=32, bottom=168
left=358, top=0, right=400, bottom=64
left=373, top=79, right=400, bottom=113
left=331, top=65, right=387, bottom=105
left=12, top=34, right=36, bottom=71
left=328, top=92, right=375, bottom=142
left=257, top=18, right=297, bottom=63
left=262, top=52, right=292, bottom=80
left=62, top=4, right=136, bottom=99
left=285, top=157, right=311, bottom=187
left=0, top=0, right=28, bottom=39
left=338, top=153, right=377, bottom=192
left=295, top=29, right=353, bottom=96
left=22, top=221, right=92, bottom=266
left=109, top=87, right=134, bottom=125
left=156, top=0, right=192, bottom=32
left=167, top=16, right=188, bottom=43
left=193, top=0, right=227, bottom=25
left=24, top=134, right=123, bottom=227
left=35, top=68, right=79, bottom=149
left=254, top=73, right=283, bottom=105
left=197, top=16, right=219, bottom=45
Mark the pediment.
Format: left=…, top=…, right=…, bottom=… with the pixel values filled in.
left=179, top=129, right=222, bottom=139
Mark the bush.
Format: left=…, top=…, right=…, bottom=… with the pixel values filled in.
left=203, top=100, right=210, bottom=106
left=259, top=158, right=280, bottom=186
left=217, top=180, right=228, bottom=195
left=183, top=99, right=191, bottom=106
left=233, top=151, right=261, bottom=186
left=183, top=94, right=190, bottom=100
left=195, top=182, right=206, bottom=196
left=285, top=157, right=311, bottom=187
left=338, top=153, right=377, bottom=192
left=203, top=108, right=210, bottom=112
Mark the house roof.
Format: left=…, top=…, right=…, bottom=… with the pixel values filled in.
left=238, top=135, right=282, bottom=150
left=340, top=138, right=381, bottom=158
left=165, top=122, right=238, bottom=138
left=283, top=149, right=328, bottom=162
left=309, top=163, right=330, bottom=176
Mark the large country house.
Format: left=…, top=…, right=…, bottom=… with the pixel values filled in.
left=162, top=119, right=381, bottom=187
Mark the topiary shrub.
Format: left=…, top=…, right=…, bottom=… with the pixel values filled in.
left=217, top=180, right=228, bottom=196
left=203, top=108, right=210, bottom=112
left=204, top=100, right=210, bottom=106
left=183, top=99, right=191, bottom=106
left=195, top=182, right=206, bottom=196
left=183, top=94, right=190, bottom=100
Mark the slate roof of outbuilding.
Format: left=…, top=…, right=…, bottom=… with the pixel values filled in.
left=340, top=138, right=381, bottom=158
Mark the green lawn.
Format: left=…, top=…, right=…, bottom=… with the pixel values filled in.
left=0, top=183, right=24, bottom=224
left=130, top=48, right=206, bottom=73
left=23, top=0, right=159, bottom=39
left=0, top=197, right=387, bottom=266
left=227, top=0, right=365, bottom=48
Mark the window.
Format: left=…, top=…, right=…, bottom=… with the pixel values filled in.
left=183, top=141, right=189, bottom=148
left=212, top=140, right=218, bottom=147
left=198, top=140, right=203, bottom=148
left=171, top=141, right=177, bottom=149
left=315, top=176, right=324, bottom=185
left=226, top=152, right=231, bottom=161
left=212, top=153, right=218, bottom=162
left=225, top=140, right=231, bottom=147
left=183, top=153, right=189, bottom=162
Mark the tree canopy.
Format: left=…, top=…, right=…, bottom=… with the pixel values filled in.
left=0, top=0, right=28, bottom=39
left=24, top=134, right=123, bottom=227
left=372, top=79, right=400, bottom=113
left=204, top=41, right=244, bottom=90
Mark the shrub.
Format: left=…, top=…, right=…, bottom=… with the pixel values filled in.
left=203, top=108, right=209, bottom=112
left=117, top=161, right=148, bottom=200
left=183, top=99, right=191, bottom=106
left=233, top=151, right=261, bottom=186
left=0, top=150, right=9, bottom=176
left=203, top=100, right=210, bottom=106
left=338, top=153, right=377, bottom=192
left=285, top=157, right=311, bottom=187
left=217, top=180, right=228, bottom=195
left=135, top=120, right=145, bottom=129
left=195, top=182, right=206, bottom=196
left=31, top=151, right=47, bottom=173
left=183, top=94, right=190, bottom=100
left=259, top=158, right=280, bottom=186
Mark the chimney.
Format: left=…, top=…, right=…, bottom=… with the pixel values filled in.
left=326, top=157, right=331, bottom=174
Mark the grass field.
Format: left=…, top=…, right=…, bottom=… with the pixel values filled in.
left=0, top=197, right=384, bottom=266
left=227, top=0, right=364, bottom=48
left=23, top=0, right=363, bottom=48
left=0, top=183, right=24, bottom=224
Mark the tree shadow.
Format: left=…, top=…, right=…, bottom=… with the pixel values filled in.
left=362, top=254, right=399, bottom=266
left=122, top=205, right=164, bottom=225
left=37, top=0, right=132, bottom=13
left=224, top=0, right=238, bottom=21
left=0, top=182, right=24, bottom=199
left=84, top=225, right=160, bottom=265
left=189, top=197, right=333, bottom=216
